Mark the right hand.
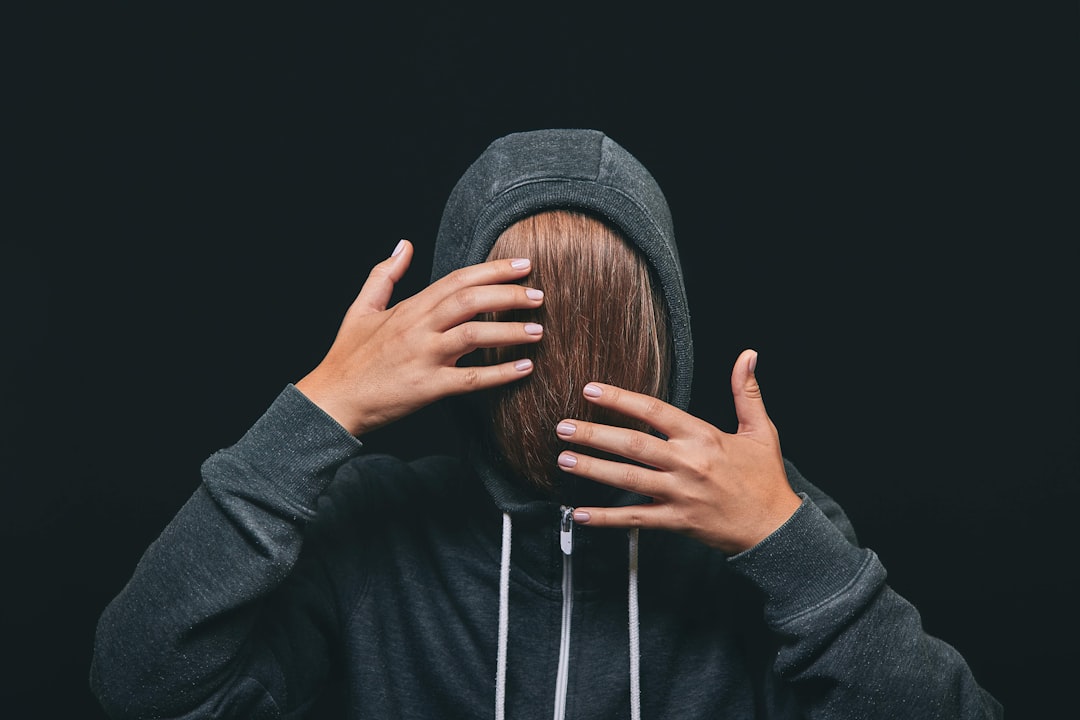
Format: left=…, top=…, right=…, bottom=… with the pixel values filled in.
left=294, top=239, right=544, bottom=436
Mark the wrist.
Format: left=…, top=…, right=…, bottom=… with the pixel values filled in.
left=295, top=375, right=365, bottom=436
left=722, top=488, right=805, bottom=555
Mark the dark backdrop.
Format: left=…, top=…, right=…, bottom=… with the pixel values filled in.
left=3, top=3, right=1075, bottom=718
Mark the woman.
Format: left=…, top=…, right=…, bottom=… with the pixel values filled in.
left=90, top=128, right=1002, bottom=718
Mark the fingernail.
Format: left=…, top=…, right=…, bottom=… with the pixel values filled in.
left=557, top=452, right=577, bottom=468
left=514, top=359, right=533, bottom=371
left=748, top=350, right=758, bottom=374
left=391, top=239, right=405, bottom=257
left=583, top=383, right=602, bottom=398
left=556, top=422, right=576, bottom=437
left=525, top=288, right=544, bottom=300
left=510, top=258, right=530, bottom=270
left=573, top=510, right=591, bottom=523
left=524, top=323, right=543, bottom=335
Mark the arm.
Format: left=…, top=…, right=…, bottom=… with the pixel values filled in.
left=90, top=240, right=546, bottom=719
left=726, top=486, right=1003, bottom=719
left=90, top=386, right=361, bottom=719
left=559, top=350, right=1003, bottom=719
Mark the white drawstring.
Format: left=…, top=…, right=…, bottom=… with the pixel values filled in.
left=494, top=514, right=643, bottom=720
left=495, top=512, right=512, bottom=720
left=628, top=527, right=641, bottom=720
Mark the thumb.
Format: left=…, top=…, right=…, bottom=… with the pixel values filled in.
left=351, top=239, right=413, bottom=315
left=730, top=349, right=771, bottom=434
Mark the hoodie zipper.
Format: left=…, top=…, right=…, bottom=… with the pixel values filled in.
left=553, top=506, right=574, bottom=720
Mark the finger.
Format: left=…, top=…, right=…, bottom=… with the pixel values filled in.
left=554, top=419, right=671, bottom=469
left=570, top=503, right=678, bottom=532
left=439, top=357, right=536, bottom=395
left=427, top=282, right=545, bottom=331
left=729, top=349, right=771, bottom=434
left=578, top=382, right=693, bottom=438
left=443, top=320, right=544, bottom=356
left=425, top=257, right=535, bottom=306
left=352, top=239, right=414, bottom=315
left=556, top=450, right=668, bottom=498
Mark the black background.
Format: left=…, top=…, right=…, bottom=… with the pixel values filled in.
left=3, top=3, right=1075, bottom=718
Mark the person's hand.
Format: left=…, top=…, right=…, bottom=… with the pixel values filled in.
left=555, top=349, right=802, bottom=555
left=295, top=240, right=544, bottom=436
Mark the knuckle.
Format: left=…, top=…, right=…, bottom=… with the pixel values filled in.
left=672, top=506, right=696, bottom=533
left=684, top=454, right=712, bottom=479
left=457, top=323, right=478, bottom=349
left=626, top=432, right=650, bottom=456
left=453, top=287, right=478, bottom=312
left=743, top=378, right=764, bottom=400
left=643, top=397, right=666, bottom=418
left=692, top=425, right=722, bottom=451
left=765, top=418, right=780, bottom=437
left=461, top=368, right=482, bottom=388
left=366, top=263, right=393, bottom=284
left=443, top=266, right=471, bottom=290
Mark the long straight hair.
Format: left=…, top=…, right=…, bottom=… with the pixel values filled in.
left=480, top=209, right=672, bottom=495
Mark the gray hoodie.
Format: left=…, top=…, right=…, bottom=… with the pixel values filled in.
left=90, top=129, right=1003, bottom=719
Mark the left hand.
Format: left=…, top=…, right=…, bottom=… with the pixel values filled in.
left=556, top=349, right=802, bottom=555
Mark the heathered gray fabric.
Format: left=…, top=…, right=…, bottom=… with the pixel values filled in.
left=89, top=131, right=1004, bottom=720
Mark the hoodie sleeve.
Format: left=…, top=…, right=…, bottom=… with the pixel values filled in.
left=726, top=461, right=1004, bottom=719
left=89, top=384, right=363, bottom=720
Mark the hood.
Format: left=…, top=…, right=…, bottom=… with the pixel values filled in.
left=431, top=128, right=694, bottom=514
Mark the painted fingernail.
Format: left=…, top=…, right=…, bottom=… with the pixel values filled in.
left=557, top=452, right=577, bottom=468
left=515, top=359, right=533, bottom=371
left=573, top=510, right=591, bottom=523
left=525, top=288, right=544, bottom=300
left=556, top=422, right=576, bottom=437
left=510, top=258, right=530, bottom=270
left=748, top=350, right=758, bottom=374
left=583, top=383, right=602, bottom=398
left=391, top=239, right=406, bottom=257
left=524, top=323, right=543, bottom=335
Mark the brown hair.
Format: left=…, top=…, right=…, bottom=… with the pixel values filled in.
left=479, top=209, right=671, bottom=495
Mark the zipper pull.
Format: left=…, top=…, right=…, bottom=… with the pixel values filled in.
left=560, top=505, right=574, bottom=555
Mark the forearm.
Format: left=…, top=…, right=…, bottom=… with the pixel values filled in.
left=730, top=499, right=1003, bottom=719
left=90, top=385, right=361, bottom=719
